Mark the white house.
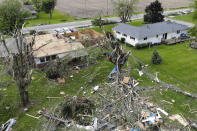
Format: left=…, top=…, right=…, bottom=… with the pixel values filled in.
left=113, top=21, right=189, bottom=46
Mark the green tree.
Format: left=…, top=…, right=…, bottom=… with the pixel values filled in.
left=113, top=0, right=138, bottom=23
left=144, top=0, right=164, bottom=23
left=32, top=0, right=42, bottom=11
left=91, top=17, right=104, bottom=28
left=191, top=0, right=197, bottom=37
left=152, top=49, right=162, bottom=64
left=193, top=0, right=197, bottom=21
left=42, top=0, right=57, bottom=19
left=0, top=0, right=30, bottom=35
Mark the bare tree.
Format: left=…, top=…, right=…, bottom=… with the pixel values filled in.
left=0, top=28, right=36, bottom=107
left=113, top=0, right=138, bottom=23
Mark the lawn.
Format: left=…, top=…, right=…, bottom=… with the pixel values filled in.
left=26, top=10, right=77, bottom=27
left=128, top=42, right=197, bottom=94
left=127, top=42, right=197, bottom=120
left=90, top=19, right=144, bottom=34
left=171, top=13, right=196, bottom=24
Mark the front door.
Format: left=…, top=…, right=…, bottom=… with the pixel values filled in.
left=163, top=33, right=167, bottom=40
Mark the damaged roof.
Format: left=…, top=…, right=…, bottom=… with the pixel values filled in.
left=113, top=21, right=189, bottom=39
left=26, top=34, right=85, bottom=58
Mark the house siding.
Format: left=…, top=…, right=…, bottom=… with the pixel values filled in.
left=113, top=30, right=138, bottom=46
left=35, top=53, right=67, bottom=65
left=113, top=29, right=188, bottom=46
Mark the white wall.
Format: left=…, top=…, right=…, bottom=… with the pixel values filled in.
left=114, top=29, right=188, bottom=46
left=35, top=53, right=67, bottom=65
left=113, top=30, right=138, bottom=46
left=138, top=35, right=163, bottom=44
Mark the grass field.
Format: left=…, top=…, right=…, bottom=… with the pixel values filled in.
left=90, top=19, right=144, bottom=34
left=128, top=42, right=197, bottom=94
left=171, top=13, right=196, bottom=24
left=127, top=42, right=197, bottom=120
left=26, top=10, right=77, bottom=27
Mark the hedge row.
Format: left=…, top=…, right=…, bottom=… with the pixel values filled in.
left=135, top=42, right=152, bottom=49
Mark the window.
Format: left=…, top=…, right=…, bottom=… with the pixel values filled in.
left=116, top=31, right=121, bottom=34
left=46, top=56, right=50, bottom=61
left=177, top=30, right=180, bottom=34
left=40, top=57, right=45, bottom=63
left=156, top=35, right=159, bottom=38
left=144, top=37, right=147, bottom=40
left=130, top=36, right=135, bottom=40
left=123, top=34, right=127, bottom=37
left=51, top=55, right=56, bottom=60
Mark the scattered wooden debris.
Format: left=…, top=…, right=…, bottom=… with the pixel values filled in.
left=57, top=78, right=65, bottom=84
left=26, top=113, right=41, bottom=119
left=169, top=114, right=189, bottom=127
left=60, top=91, right=65, bottom=95
left=0, top=119, right=16, bottom=131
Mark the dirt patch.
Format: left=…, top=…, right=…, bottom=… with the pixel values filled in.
left=56, top=0, right=193, bottom=18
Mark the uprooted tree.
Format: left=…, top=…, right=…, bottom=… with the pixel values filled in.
left=113, top=0, right=138, bottom=23
left=0, top=28, right=36, bottom=107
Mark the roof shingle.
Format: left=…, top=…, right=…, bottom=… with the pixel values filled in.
left=113, top=22, right=189, bottom=39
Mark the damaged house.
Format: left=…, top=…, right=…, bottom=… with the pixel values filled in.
left=26, top=34, right=86, bottom=67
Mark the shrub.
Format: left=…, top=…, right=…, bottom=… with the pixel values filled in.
left=91, top=18, right=104, bottom=27
left=135, top=43, right=147, bottom=49
left=24, top=0, right=32, bottom=5
left=152, top=49, right=162, bottom=64
left=121, top=38, right=125, bottom=43
left=44, top=60, right=62, bottom=79
left=91, top=19, right=117, bottom=27
left=135, top=42, right=152, bottom=49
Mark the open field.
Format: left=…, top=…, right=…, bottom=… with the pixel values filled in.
left=26, top=10, right=77, bottom=27
left=56, top=0, right=193, bottom=18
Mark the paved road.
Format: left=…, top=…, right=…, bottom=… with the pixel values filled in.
left=166, top=18, right=194, bottom=28
left=23, top=8, right=194, bottom=33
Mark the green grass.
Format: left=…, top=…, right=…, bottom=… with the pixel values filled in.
left=0, top=58, right=114, bottom=131
left=127, top=42, right=197, bottom=94
left=26, top=10, right=77, bottom=27
left=26, top=9, right=145, bottom=28
left=89, top=19, right=144, bottom=34
left=127, top=19, right=144, bottom=26
left=171, top=13, right=196, bottom=24
left=1, top=41, right=197, bottom=130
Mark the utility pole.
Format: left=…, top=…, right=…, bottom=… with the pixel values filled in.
left=84, top=0, right=87, bottom=18
left=107, top=0, right=109, bottom=16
